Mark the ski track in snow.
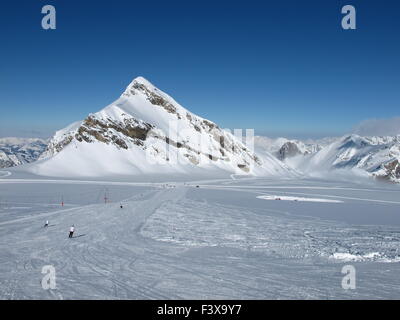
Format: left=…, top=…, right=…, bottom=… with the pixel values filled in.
left=1, top=178, right=400, bottom=299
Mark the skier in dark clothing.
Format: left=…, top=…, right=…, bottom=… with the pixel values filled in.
left=69, top=225, right=75, bottom=238
left=44, top=220, right=49, bottom=228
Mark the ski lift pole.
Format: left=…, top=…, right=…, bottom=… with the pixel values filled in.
left=104, top=188, right=108, bottom=204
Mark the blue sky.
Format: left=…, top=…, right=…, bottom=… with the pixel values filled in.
left=0, top=0, right=399, bottom=139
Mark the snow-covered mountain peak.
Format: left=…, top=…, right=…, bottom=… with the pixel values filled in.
left=123, top=76, right=157, bottom=95
left=121, top=76, right=179, bottom=108
left=131, top=76, right=153, bottom=86
left=31, top=77, right=292, bottom=178
left=338, top=134, right=369, bottom=150
left=117, top=76, right=192, bottom=128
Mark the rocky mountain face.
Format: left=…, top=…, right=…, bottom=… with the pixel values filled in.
left=33, top=77, right=290, bottom=178
left=277, top=141, right=300, bottom=160
left=277, top=141, right=321, bottom=160
left=0, top=138, right=47, bottom=168
left=254, top=136, right=322, bottom=160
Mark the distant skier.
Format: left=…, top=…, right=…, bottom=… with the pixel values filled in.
left=120, top=205, right=123, bottom=209
left=69, top=225, right=75, bottom=238
left=44, top=220, right=49, bottom=228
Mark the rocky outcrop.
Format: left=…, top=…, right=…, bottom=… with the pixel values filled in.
left=75, top=115, right=154, bottom=148
left=278, top=142, right=302, bottom=160
left=374, top=159, right=400, bottom=183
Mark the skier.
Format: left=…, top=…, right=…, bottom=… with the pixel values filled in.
left=69, top=225, right=75, bottom=238
left=120, top=204, right=123, bottom=209
left=44, top=220, right=49, bottom=228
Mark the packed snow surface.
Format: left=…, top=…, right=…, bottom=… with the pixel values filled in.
left=1, top=170, right=400, bottom=299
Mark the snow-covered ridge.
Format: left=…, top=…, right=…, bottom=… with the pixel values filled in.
left=303, top=134, right=400, bottom=183
left=33, top=77, right=290, bottom=178
left=255, top=134, right=400, bottom=183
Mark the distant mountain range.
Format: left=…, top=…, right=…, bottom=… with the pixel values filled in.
left=0, top=138, right=47, bottom=168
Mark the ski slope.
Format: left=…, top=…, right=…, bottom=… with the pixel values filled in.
left=1, top=174, right=400, bottom=299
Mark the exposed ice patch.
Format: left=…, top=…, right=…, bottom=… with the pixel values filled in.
left=257, top=195, right=343, bottom=203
